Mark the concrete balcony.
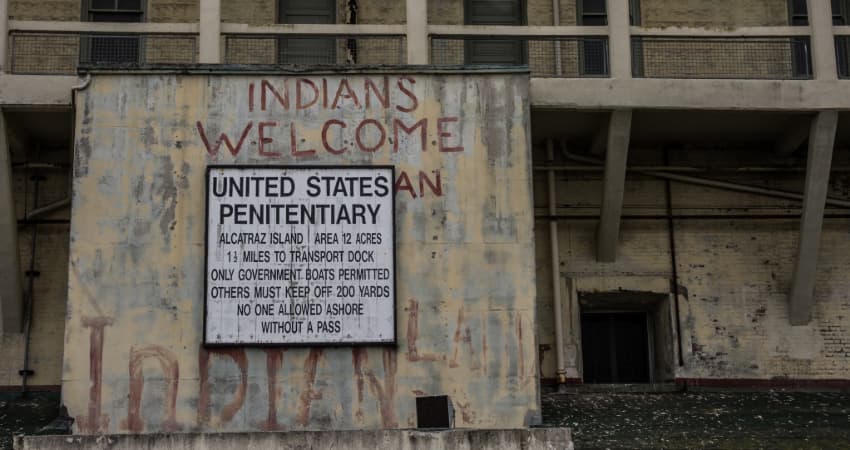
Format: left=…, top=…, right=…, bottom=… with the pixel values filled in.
left=1, top=15, right=848, bottom=111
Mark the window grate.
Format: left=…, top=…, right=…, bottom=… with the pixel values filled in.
left=631, top=36, right=813, bottom=80
left=9, top=32, right=197, bottom=74
left=838, top=36, right=850, bottom=79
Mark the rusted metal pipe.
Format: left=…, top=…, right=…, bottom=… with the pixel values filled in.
left=664, top=150, right=685, bottom=368
left=560, top=149, right=850, bottom=209
left=20, top=175, right=41, bottom=396
left=24, top=197, right=69, bottom=220
left=546, top=139, right=567, bottom=389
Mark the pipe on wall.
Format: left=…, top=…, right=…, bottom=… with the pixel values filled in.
left=546, top=139, right=568, bottom=389
left=20, top=175, right=41, bottom=395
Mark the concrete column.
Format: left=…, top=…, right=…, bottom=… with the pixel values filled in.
left=0, top=0, right=8, bottom=73
left=596, top=109, right=632, bottom=262
left=789, top=111, right=838, bottom=325
left=0, top=110, right=22, bottom=334
left=807, top=0, right=838, bottom=80
left=606, top=0, right=632, bottom=79
left=199, top=0, right=221, bottom=64
left=406, top=0, right=428, bottom=64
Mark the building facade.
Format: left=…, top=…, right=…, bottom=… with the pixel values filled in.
left=1, top=0, right=849, bottom=435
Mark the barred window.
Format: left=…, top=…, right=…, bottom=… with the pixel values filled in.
left=84, top=0, right=143, bottom=65
left=463, top=0, right=526, bottom=66
left=278, top=0, right=336, bottom=64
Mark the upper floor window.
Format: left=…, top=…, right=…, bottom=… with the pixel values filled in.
left=277, top=0, right=336, bottom=64
left=834, top=0, right=850, bottom=24
left=578, top=0, right=607, bottom=26
left=465, top=0, right=525, bottom=25
left=577, top=0, right=608, bottom=75
left=83, top=0, right=143, bottom=65
left=788, top=0, right=850, bottom=25
left=87, top=0, right=144, bottom=22
left=463, top=0, right=526, bottom=66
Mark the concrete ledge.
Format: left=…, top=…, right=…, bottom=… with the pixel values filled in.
left=530, top=78, right=850, bottom=111
left=15, top=429, right=572, bottom=450
left=0, top=75, right=78, bottom=107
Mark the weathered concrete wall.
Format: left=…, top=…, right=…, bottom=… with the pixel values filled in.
left=533, top=148, right=850, bottom=382
left=16, top=428, right=572, bottom=450
left=65, top=71, right=537, bottom=434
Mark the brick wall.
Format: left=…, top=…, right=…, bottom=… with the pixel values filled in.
left=0, top=168, right=70, bottom=387
left=534, top=149, right=850, bottom=381
left=639, top=0, right=789, bottom=27
left=148, top=0, right=199, bottom=22
left=9, top=0, right=79, bottom=21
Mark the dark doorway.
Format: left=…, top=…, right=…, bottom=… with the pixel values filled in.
left=581, top=312, right=651, bottom=383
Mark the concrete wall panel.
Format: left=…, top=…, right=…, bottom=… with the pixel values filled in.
left=65, top=71, right=537, bottom=434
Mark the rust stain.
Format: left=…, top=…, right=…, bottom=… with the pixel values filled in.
left=517, top=314, right=525, bottom=381
left=76, top=316, right=113, bottom=434
left=259, top=349, right=286, bottom=431
left=123, top=345, right=180, bottom=432
left=197, top=347, right=248, bottom=426
left=449, top=307, right=479, bottom=369
left=456, top=401, right=476, bottom=424
left=405, top=299, right=437, bottom=362
left=482, top=315, right=488, bottom=375
left=366, top=349, right=399, bottom=428
left=352, top=348, right=366, bottom=422
left=353, top=348, right=399, bottom=427
left=296, top=348, right=323, bottom=427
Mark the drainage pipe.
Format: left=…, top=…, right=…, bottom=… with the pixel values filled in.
left=546, top=139, right=567, bottom=389
left=664, top=150, right=685, bottom=368
left=20, top=175, right=41, bottom=395
left=24, top=198, right=69, bottom=221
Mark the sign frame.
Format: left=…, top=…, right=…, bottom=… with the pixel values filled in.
left=203, top=164, right=397, bottom=348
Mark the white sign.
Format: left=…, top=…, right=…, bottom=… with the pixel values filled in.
left=204, top=166, right=396, bottom=345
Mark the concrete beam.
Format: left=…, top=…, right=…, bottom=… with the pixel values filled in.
left=607, top=0, right=632, bottom=79
left=596, top=110, right=632, bottom=262
left=789, top=111, right=838, bottom=325
left=530, top=78, right=850, bottom=111
left=0, top=75, right=78, bottom=106
left=774, top=117, right=811, bottom=155
left=406, top=0, right=428, bottom=64
left=17, top=429, right=573, bottom=450
left=10, top=20, right=198, bottom=34
left=0, top=110, right=23, bottom=334
left=0, top=0, right=8, bottom=74
left=198, top=0, right=221, bottom=64
left=807, top=0, right=838, bottom=80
